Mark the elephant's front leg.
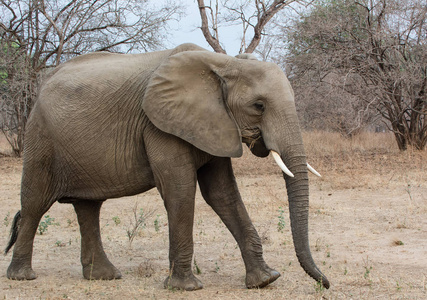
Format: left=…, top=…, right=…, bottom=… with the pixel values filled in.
left=197, top=157, right=280, bottom=288
left=145, top=128, right=205, bottom=290
left=147, top=139, right=202, bottom=291
left=157, top=170, right=202, bottom=291
left=162, top=182, right=202, bottom=291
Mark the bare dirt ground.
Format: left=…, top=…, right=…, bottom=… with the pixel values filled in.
left=0, top=133, right=426, bottom=299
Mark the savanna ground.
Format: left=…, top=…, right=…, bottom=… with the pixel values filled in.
left=0, top=132, right=426, bottom=299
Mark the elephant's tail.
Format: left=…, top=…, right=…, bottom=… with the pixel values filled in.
left=4, top=211, right=21, bottom=255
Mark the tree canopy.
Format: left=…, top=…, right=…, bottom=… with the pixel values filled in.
left=283, top=0, right=426, bottom=149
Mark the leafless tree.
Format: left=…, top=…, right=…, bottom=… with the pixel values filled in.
left=0, top=0, right=182, bottom=156
left=282, top=0, right=426, bottom=150
left=0, top=44, right=33, bottom=156
left=197, top=0, right=309, bottom=54
left=290, top=72, right=379, bottom=136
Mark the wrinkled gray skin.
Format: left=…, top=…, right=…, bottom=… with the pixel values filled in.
left=5, top=43, right=329, bottom=290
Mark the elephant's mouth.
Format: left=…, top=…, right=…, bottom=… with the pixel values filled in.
left=241, top=127, right=261, bottom=147
left=241, top=127, right=270, bottom=158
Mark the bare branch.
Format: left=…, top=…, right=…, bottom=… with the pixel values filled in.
left=246, top=0, right=297, bottom=53
left=197, top=0, right=226, bottom=53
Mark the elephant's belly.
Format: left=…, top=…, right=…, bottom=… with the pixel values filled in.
left=60, top=158, right=157, bottom=201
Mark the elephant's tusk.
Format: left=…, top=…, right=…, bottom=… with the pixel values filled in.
left=271, top=151, right=294, bottom=178
left=307, top=163, right=322, bottom=177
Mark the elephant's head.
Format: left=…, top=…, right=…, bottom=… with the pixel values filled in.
left=143, top=47, right=330, bottom=289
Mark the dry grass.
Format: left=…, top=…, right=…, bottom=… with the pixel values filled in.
left=302, top=131, right=426, bottom=190
left=233, top=131, right=426, bottom=189
left=304, top=131, right=397, bottom=155
left=0, top=135, right=13, bottom=156
left=1, top=131, right=426, bottom=299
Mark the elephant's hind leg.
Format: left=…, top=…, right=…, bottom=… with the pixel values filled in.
left=7, top=195, right=56, bottom=280
left=72, top=200, right=121, bottom=280
left=7, top=211, right=49, bottom=280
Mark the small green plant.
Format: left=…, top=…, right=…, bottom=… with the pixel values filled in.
left=344, top=267, right=348, bottom=275
left=55, top=240, right=66, bottom=247
left=38, top=215, right=59, bottom=235
left=4, top=211, right=10, bottom=227
left=314, top=280, right=325, bottom=293
left=364, top=265, right=372, bottom=279
left=193, top=258, right=201, bottom=275
left=326, top=244, right=331, bottom=257
left=126, top=203, right=154, bottom=247
left=394, top=239, right=404, bottom=246
left=154, top=215, right=160, bottom=232
left=363, top=257, right=373, bottom=281
left=214, top=262, right=220, bottom=273
left=112, top=216, right=121, bottom=226
left=277, top=206, right=286, bottom=233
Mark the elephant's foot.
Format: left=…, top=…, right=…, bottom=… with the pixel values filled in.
left=82, top=261, right=122, bottom=280
left=7, top=264, right=37, bottom=280
left=245, top=266, right=280, bottom=289
left=164, top=273, right=203, bottom=291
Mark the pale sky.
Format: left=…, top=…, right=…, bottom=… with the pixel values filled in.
left=166, top=0, right=243, bottom=55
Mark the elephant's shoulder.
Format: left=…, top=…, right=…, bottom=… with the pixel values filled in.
left=56, top=52, right=117, bottom=71
left=45, top=52, right=118, bottom=79
left=67, top=51, right=115, bottom=63
left=171, top=43, right=208, bottom=55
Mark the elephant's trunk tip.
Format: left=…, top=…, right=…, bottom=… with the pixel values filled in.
left=300, top=258, right=331, bottom=289
left=4, top=210, right=21, bottom=255
left=304, top=264, right=330, bottom=289
left=319, top=275, right=330, bottom=289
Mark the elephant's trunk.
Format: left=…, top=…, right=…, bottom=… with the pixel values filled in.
left=265, top=100, right=329, bottom=288
left=281, top=151, right=330, bottom=289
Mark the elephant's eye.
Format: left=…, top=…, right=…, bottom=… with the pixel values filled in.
left=253, top=102, right=265, bottom=113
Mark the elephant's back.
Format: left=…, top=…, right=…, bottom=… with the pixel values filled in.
left=39, top=50, right=170, bottom=108
left=34, top=50, right=169, bottom=131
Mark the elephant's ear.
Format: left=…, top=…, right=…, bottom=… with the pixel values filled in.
left=143, top=51, right=243, bottom=157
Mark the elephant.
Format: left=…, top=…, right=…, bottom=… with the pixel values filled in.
left=4, top=43, right=329, bottom=291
